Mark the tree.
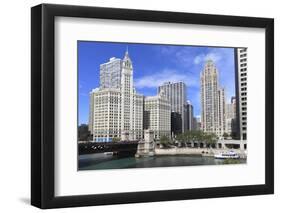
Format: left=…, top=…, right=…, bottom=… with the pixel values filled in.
left=188, top=130, right=204, bottom=143
left=231, top=131, right=237, bottom=139
left=184, top=132, right=192, bottom=144
left=78, top=124, right=90, bottom=141
left=223, top=132, right=229, bottom=139
left=112, top=137, right=121, bottom=142
left=204, top=133, right=217, bottom=148
left=176, top=133, right=185, bottom=147
left=183, top=131, right=197, bottom=146
left=159, top=135, right=170, bottom=147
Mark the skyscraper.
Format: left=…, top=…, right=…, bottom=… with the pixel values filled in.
left=225, top=97, right=236, bottom=136
left=235, top=48, right=247, bottom=140
left=158, top=82, right=187, bottom=133
left=200, top=60, right=225, bottom=137
left=171, top=112, right=182, bottom=136
left=100, top=57, right=122, bottom=89
left=196, top=116, right=201, bottom=131
left=89, top=88, right=122, bottom=142
left=120, top=50, right=144, bottom=140
left=218, top=88, right=226, bottom=136
left=144, top=91, right=171, bottom=140
left=88, top=88, right=98, bottom=135
left=186, top=100, right=195, bottom=131
left=89, top=50, right=143, bottom=142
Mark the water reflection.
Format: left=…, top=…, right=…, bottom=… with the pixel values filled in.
left=79, top=153, right=246, bottom=171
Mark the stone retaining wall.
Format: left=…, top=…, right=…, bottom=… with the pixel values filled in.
left=155, top=147, right=247, bottom=158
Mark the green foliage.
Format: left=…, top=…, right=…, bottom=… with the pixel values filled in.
left=176, top=134, right=185, bottom=144
left=223, top=159, right=240, bottom=164
left=112, top=137, right=121, bottom=142
left=175, top=130, right=218, bottom=146
left=231, top=131, right=238, bottom=140
left=159, top=135, right=170, bottom=144
left=223, top=132, right=229, bottom=138
left=204, top=132, right=217, bottom=145
left=78, top=124, right=91, bottom=141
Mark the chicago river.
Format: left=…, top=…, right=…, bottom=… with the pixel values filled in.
left=79, top=153, right=246, bottom=170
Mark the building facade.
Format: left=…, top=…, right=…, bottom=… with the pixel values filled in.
left=195, top=116, right=201, bottom=130
left=158, top=82, right=187, bottom=133
left=88, top=89, right=95, bottom=135
left=217, top=88, right=226, bottom=136
left=186, top=101, right=195, bottom=131
left=89, top=50, right=143, bottom=142
left=171, top=112, right=182, bottom=136
left=100, top=57, right=122, bottom=89
left=193, top=117, right=198, bottom=131
left=144, top=92, right=171, bottom=140
left=235, top=48, right=247, bottom=140
left=200, top=60, right=226, bottom=137
left=225, top=97, right=236, bottom=136
left=89, top=88, right=122, bottom=142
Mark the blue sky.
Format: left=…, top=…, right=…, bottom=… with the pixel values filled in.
left=78, top=41, right=235, bottom=125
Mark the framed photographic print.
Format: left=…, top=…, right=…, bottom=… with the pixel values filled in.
left=31, top=3, right=274, bottom=209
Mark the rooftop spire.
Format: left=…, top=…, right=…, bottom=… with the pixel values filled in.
left=123, top=45, right=130, bottom=60
left=123, top=45, right=132, bottom=68
left=206, top=59, right=214, bottom=64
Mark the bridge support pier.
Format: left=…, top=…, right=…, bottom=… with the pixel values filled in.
left=135, top=130, right=155, bottom=158
left=240, top=141, right=245, bottom=151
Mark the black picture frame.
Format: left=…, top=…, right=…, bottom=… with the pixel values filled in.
left=31, top=3, right=274, bottom=209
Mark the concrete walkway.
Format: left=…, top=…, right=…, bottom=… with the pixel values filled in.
left=155, top=147, right=247, bottom=158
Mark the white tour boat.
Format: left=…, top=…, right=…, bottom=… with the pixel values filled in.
left=214, top=150, right=240, bottom=159
left=104, top=152, right=114, bottom=156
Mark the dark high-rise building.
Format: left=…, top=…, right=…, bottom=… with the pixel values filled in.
left=171, top=112, right=182, bottom=136
left=186, top=101, right=195, bottom=131
left=193, top=117, right=198, bottom=130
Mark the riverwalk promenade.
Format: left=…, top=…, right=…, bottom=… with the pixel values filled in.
left=155, top=147, right=247, bottom=159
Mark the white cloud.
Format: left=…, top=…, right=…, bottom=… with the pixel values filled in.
left=134, top=69, right=198, bottom=89
left=79, top=80, right=86, bottom=89
left=91, top=87, right=99, bottom=93
left=158, top=46, right=194, bottom=68
left=160, top=46, right=177, bottom=55
left=79, top=92, right=88, bottom=97
left=193, top=55, right=202, bottom=65
left=193, top=52, right=222, bottom=65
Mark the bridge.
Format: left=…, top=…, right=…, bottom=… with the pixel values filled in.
left=79, top=141, right=139, bottom=156
left=79, top=139, right=247, bottom=157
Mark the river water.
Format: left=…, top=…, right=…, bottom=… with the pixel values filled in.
left=79, top=153, right=246, bottom=170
